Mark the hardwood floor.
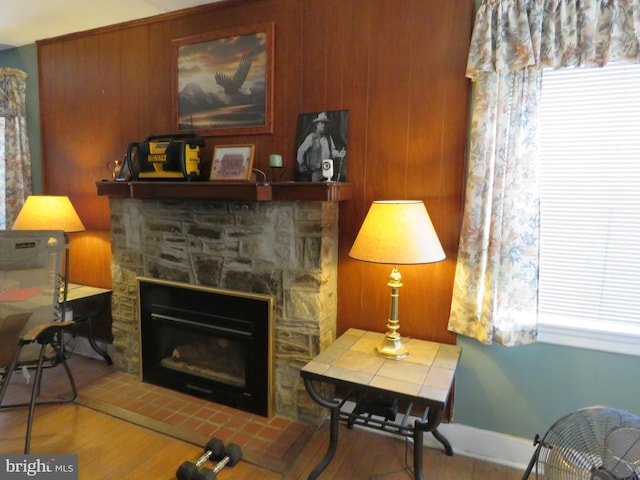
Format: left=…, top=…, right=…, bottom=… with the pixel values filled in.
left=0, top=355, right=524, bottom=479
left=0, top=403, right=524, bottom=479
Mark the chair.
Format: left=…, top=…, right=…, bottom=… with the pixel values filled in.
left=0, top=230, right=77, bottom=453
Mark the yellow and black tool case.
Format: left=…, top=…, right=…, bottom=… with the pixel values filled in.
left=126, top=133, right=206, bottom=180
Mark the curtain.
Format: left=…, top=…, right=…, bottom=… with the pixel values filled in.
left=0, top=68, right=31, bottom=229
left=447, top=0, right=640, bottom=346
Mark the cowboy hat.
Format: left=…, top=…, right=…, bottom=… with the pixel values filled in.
left=312, top=112, right=329, bottom=124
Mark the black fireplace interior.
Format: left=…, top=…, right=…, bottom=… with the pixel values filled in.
left=138, top=277, right=274, bottom=417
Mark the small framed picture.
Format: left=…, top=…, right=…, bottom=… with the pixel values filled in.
left=210, top=144, right=255, bottom=181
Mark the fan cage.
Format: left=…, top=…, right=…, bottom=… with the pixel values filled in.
left=533, top=407, right=640, bottom=480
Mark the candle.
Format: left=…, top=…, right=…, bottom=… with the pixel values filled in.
left=269, top=154, right=283, bottom=168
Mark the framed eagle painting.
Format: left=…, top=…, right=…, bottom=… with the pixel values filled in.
left=172, top=23, right=275, bottom=137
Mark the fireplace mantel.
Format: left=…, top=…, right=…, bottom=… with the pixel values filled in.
left=96, top=181, right=353, bottom=202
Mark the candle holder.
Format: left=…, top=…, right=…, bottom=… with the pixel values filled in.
left=269, top=154, right=284, bottom=182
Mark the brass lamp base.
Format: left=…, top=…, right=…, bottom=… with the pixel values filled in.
left=376, top=335, right=409, bottom=360
left=375, top=265, right=410, bottom=360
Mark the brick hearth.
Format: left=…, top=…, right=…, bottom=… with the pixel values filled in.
left=75, top=361, right=314, bottom=473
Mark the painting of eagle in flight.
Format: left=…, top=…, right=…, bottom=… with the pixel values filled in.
left=175, top=23, right=274, bottom=135
left=215, top=54, right=253, bottom=95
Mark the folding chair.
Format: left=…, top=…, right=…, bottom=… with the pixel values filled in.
left=0, top=230, right=77, bottom=453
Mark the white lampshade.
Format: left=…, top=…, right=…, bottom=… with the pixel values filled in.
left=349, top=200, right=445, bottom=265
left=12, top=195, right=85, bottom=233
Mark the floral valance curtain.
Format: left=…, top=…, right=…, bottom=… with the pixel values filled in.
left=0, top=68, right=31, bottom=229
left=447, top=0, right=640, bottom=346
left=467, top=0, right=640, bottom=78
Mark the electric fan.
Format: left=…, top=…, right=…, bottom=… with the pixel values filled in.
left=523, top=406, right=640, bottom=480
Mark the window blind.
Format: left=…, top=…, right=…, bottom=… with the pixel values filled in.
left=537, top=64, right=640, bottom=337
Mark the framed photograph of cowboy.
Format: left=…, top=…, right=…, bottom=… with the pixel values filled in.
left=295, top=110, right=349, bottom=182
left=172, top=22, right=275, bottom=136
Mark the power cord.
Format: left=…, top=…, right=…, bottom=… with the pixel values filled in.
left=368, top=438, right=415, bottom=479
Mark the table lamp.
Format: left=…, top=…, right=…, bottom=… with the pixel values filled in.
left=12, top=195, right=86, bottom=297
left=349, top=200, right=445, bottom=359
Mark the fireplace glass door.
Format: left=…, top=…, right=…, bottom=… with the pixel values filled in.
left=138, top=277, right=274, bottom=417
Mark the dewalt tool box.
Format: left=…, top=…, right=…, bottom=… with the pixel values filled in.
left=126, top=133, right=206, bottom=180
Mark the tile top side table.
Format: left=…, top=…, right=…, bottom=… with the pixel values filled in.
left=300, top=328, right=462, bottom=480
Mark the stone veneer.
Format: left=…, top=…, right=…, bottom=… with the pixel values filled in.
left=108, top=198, right=338, bottom=423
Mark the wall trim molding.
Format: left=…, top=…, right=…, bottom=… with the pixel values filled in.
left=425, top=423, right=534, bottom=471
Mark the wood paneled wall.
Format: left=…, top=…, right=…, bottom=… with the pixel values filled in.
left=38, top=0, right=474, bottom=344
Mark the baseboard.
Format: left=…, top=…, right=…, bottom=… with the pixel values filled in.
left=422, top=422, right=534, bottom=471
left=372, top=420, right=534, bottom=471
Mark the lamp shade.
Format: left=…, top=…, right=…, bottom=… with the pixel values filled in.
left=349, top=200, right=445, bottom=265
left=12, top=195, right=85, bottom=233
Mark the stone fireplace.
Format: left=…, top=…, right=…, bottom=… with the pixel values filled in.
left=107, top=197, right=339, bottom=423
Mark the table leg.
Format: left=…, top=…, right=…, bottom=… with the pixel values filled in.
left=71, top=292, right=113, bottom=365
left=413, top=407, right=452, bottom=480
left=85, top=315, right=113, bottom=365
left=431, top=427, right=454, bottom=456
left=303, top=378, right=341, bottom=479
left=413, top=426, right=425, bottom=480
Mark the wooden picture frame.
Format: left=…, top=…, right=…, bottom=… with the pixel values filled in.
left=210, top=144, right=255, bottom=181
left=172, top=23, right=275, bottom=137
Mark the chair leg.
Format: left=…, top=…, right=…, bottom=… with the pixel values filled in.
left=24, top=343, right=49, bottom=454
left=1, top=336, right=78, bottom=454
left=50, top=340, right=78, bottom=402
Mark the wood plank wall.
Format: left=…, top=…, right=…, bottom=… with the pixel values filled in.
left=38, top=0, right=474, bottom=345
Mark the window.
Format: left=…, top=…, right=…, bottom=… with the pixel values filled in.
left=537, top=64, right=640, bottom=355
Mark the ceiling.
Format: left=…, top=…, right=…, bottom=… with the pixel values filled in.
left=0, top=0, right=221, bottom=51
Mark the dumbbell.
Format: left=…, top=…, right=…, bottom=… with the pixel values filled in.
left=209, top=443, right=242, bottom=477
left=176, top=438, right=224, bottom=480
